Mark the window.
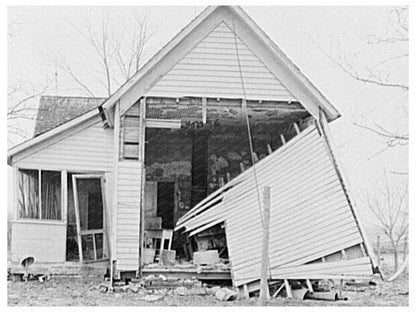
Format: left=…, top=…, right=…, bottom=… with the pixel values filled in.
left=18, top=169, right=62, bottom=220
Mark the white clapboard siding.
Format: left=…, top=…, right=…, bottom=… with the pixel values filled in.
left=11, top=221, right=66, bottom=264
left=13, top=117, right=114, bottom=172
left=146, top=22, right=297, bottom=101
left=178, top=125, right=372, bottom=286
left=116, top=161, right=141, bottom=271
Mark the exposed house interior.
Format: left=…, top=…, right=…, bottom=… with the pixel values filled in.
left=119, top=96, right=312, bottom=263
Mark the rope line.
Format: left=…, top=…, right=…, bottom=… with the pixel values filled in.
left=231, top=18, right=264, bottom=226
left=231, top=17, right=273, bottom=281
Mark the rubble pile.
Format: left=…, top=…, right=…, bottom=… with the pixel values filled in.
left=98, top=274, right=238, bottom=301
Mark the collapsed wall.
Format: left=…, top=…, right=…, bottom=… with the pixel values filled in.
left=176, top=122, right=378, bottom=291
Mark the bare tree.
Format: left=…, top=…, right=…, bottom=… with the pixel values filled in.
left=323, top=7, right=408, bottom=153
left=367, top=173, right=408, bottom=273
left=8, top=79, right=50, bottom=146
left=63, top=10, right=155, bottom=97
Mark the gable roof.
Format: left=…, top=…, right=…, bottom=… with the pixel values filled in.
left=100, top=5, right=340, bottom=120
left=8, top=5, right=341, bottom=162
left=34, top=96, right=106, bottom=137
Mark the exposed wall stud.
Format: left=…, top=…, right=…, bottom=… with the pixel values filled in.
left=293, top=122, right=300, bottom=135
left=267, top=144, right=273, bottom=155
left=202, top=97, right=207, bottom=124
left=280, top=134, right=286, bottom=145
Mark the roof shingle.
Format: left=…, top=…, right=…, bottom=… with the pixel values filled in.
left=33, top=96, right=106, bottom=137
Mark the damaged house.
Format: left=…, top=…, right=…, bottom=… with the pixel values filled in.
left=7, top=6, right=380, bottom=295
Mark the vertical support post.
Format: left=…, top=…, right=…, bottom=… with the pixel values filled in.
left=72, top=176, right=83, bottom=263
left=243, top=284, right=249, bottom=299
left=61, top=170, right=68, bottom=263
left=111, top=100, right=120, bottom=274
left=284, top=279, right=292, bottom=299
left=101, top=176, right=111, bottom=261
left=403, top=235, right=408, bottom=262
left=259, top=186, right=271, bottom=305
left=377, top=235, right=380, bottom=264
left=13, top=167, right=19, bottom=221
left=38, top=170, right=42, bottom=219
left=202, top=97, right=207, bottom=124
left=138, top=97, right=146, bottom=278
left=62, top=170, right=67, bottom=223
left=306, top=279, right=314, bottom=293
left=338, top=279, right=344, bottom=299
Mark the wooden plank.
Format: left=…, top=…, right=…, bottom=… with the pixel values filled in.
left=202, top=97, right=207, bottom=124
left=284, top=280, right=292, bottom=299
left=138, top=97, right=146, bottom=277
left=259, top=186, right=271, bottom=304
left=72, top=175, right=83, bottom=263
left=61, top=170, right=68, bottom=223
left=123, top=144, right=139, bottom=159
left=306, top=279, right=313, bottom=293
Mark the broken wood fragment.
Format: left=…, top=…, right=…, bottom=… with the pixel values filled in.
left=284, top=279, right=292, bottom=299
left=272, top=282, right=285, bottom=298
left=280, top=134, right=286, bottom=145
left=259, top=186, right=271, bottom=305
left=293, top=122, right=300, bottom=134
left=267, top=144, right=272, bottom=155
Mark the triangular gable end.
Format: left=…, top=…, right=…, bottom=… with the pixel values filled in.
left=146, top=21, right=298, bottom=102
left=114, top=6, right=340, bottom=121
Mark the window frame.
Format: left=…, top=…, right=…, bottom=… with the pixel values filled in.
left=15, top=168, right=64, bottom=223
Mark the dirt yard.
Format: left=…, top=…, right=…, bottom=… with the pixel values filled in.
left=7, top=253, right=408, bottom=307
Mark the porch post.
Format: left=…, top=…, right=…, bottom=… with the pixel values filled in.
left=137, top=97, right=146, bottom=277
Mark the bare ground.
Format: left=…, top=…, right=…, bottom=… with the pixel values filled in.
left=7, top=253, right=408, bottom=307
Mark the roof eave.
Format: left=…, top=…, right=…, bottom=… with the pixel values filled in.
left=7, top=108, right=99, bottom=164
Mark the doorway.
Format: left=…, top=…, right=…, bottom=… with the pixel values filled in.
left=71, top=175, right=108, bottom=263
left=157, top=181, right=175, bottom=229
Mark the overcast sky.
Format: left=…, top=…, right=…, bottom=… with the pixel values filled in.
left=7, top=5, right=408, bottom=233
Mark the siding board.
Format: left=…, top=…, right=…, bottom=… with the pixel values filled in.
left=14, top=117, right=113, bottom=171
left=116, top=161, right=141, bottom=272
left=146, top=22, right=297, bottom=101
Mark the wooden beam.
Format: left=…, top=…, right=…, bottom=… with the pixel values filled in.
left=72, top=175, right=83, bottom=263
left=145, top=118, right=181, bottom=129
left=61, top=170, right=68, bottom=224
left=306, top=279, right=314, bottom=293
left=138, top=97, right=146, bottom=278
left=101, top=176, right=111, bottom=262
left=259, top=186, right=271, bottom=305
left=243, top=284, right=249, bottom=299
left=109, top=101, right=121, bottom=270
left=38, top=170, right=42, bottom=220
left=273, top=283, right=285, bottom=298
left=280, top=134, right=286, bottom=145
left=267, top=144, right=273, bottom=155
left=293, top=122, right=300, bottom=134
left=202, top=97, right=207, bottom=124
left=13, top=168, right=18, bottom=221
left=284, top=279, right=292, bottom=299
